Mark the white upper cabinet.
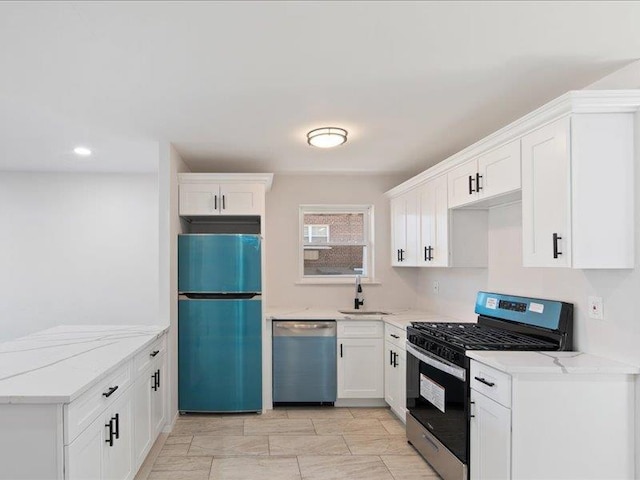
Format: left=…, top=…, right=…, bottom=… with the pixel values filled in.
left=447, top=159, right=479, bottom=208
left=448, top=140, right=521, bottom=209
left=522, top=114, right=634, bottom=268
left=178, top=173, right=273, bottom=217
left=179, top=182, right=264, bottom=216
left=418, top=175, right=449, bottom=267
left=390, top=190, right=418, bottom=266
left=391, top=176, right=488, bottom=269
left=387, top=91, right=639, bottom=270
left=477, top=140, right=521, bottom=200
left=521, top=117, right=572, bottom=267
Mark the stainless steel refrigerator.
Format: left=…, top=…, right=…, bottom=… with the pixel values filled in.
left=178, top=234, right=262, bottom=412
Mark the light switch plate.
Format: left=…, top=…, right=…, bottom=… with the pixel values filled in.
left=432, top=280, right=440, bottom=294
left=588, top=296, right=604, bottom=320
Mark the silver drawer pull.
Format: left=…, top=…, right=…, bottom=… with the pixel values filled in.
left=474, top=376, right=496, bottom=387
left=422, top=433, right=440, bottom=452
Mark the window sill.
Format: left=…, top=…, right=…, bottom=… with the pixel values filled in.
left=295, top=278, right=382, bottom=285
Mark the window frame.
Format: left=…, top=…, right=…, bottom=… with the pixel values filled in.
left=298, top=204, right=375, bottom=284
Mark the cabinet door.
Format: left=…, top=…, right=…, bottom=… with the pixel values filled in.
left=390, top=191, right=418, bottom=266
left=470, top=390, right=511, bottom=480
left=384, top=342, right=396, bottom=407
left=66, top=416, right=104, bottom=480
left=477, top=140, right=521, bottom=200
left=337, top=338, right=384, bottom=398
left=521, top=117, right=571, bottom=267
left=447, top=159, right=478, bottom=208
left=179, top=183, right=218, bottom=216
left=419, top=176, right=449, bottom=267
left=219, top=183, right=264, bottom=215
left=394, top=348, right=406, bottom=422
left=151, top=354, right=167, bottom=438
left=103, top=388, right=134, bottom=480
left=133, top=366, right=153, bottom=470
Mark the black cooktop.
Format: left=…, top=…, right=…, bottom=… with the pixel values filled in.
left=410, top=322, right=557, bottom=351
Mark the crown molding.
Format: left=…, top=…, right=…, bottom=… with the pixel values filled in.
left=385, top=90, right=640, bottom=197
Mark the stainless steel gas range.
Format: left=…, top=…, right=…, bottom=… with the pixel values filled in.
left=405, top=292, right=573, bottom=480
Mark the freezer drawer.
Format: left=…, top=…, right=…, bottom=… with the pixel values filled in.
left=178, top=234, right=261, bottom=293
left=178, top=298, right=262, bottom=412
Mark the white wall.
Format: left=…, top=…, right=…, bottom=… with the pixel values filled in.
left=158, top=144, right=190, bottom=427
left=265, top=174, right=419, bottom=310
left=0, top=172, right=160, bottom=341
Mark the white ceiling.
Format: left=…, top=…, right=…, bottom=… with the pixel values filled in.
left=0, top=1, right=639, bottom=175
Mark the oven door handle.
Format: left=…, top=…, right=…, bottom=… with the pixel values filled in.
left=406, top=343, right=466, bottom=381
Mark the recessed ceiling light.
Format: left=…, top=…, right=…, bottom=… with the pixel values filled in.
left=73, top=146, right=92, bottom=156
left=307, top=127, right=348, bottom=148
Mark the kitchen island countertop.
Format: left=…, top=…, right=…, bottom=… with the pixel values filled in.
left=0, top=324, right=168, bottom=404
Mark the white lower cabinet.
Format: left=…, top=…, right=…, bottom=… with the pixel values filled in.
left=67, top=385, right=133, bottom=480
left=151, top=352, right=167, bottom=439
left=103, top=390, right=134, bottom=480
left=133, top=366, right=153, bottom=469
left=133, top=346, right=167, bottom=471
left=470, top=389, right=511, bottom=480
left=469, top=357, right=637, bottom=479
left=0, top=330, right=168, bottom=480
left=337, top=321, right=384, bottom=399
left=383, top=323, right=406, bottom=421
left=66, top=415, right=104, bottom=480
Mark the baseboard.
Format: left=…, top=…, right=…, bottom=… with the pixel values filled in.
left=133, top=433, right=168, bottom=480
left=334, top=398, right=388, bottom=408
left=162, top=410, right=179, bottom=433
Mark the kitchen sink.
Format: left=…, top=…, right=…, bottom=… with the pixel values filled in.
left=339, top=310, right=390, bottom=316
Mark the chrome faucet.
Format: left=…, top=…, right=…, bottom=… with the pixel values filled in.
left=354, top=275, right=364, bottom=309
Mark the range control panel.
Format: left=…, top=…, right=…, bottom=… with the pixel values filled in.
left=475, top=291, right=572, bottom=331
left=498, top=300, right=527, bottom=313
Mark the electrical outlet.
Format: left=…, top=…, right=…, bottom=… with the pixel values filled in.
left=432, top=281, right=440, bottom=294
left=588, top=296, right=604, bottom=320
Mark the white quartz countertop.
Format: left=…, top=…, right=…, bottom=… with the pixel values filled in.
left=267, top=307, right=468, bottom=330
left=467, top=350, right=640, bottom=375
left=0, top=325, right=168, bottom=404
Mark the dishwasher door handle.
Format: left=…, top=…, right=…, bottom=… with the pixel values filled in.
left=273, top=321, right=336, bottom=337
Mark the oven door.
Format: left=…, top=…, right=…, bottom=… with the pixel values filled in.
left=406, top=343, right=468, bottom=465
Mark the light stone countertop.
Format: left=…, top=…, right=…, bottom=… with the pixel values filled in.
left=266, top=307, right=469, bottom=330
left=467, top=350, right=640, bottom=375
left=0, top=324, right=168, bottom=404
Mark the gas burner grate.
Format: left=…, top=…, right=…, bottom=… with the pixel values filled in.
left=410, top=322, right=557, bottom=350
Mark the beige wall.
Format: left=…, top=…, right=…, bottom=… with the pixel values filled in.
left=265, top=174, right=419, bottom=310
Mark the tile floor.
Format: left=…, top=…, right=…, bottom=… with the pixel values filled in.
left=139, top=407, right=441, bottom=480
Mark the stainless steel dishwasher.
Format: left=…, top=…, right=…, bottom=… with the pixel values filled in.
left=272, top=320, right=336, bottom=404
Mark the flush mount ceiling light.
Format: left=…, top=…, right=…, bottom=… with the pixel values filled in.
left=73, top=146, right=92, bottom=156
left=307, top=127, right=348, bottom=148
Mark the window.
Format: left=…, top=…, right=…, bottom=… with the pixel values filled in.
left=299, top=205, right=374, bottom=281
left=303, top=225, right=330, bottom=244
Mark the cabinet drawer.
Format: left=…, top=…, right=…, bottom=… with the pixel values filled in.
left=384, top=323, right=406, bottom=349
left=470, top=360, right=511, bottom=408
left=338, top=321, right=383, bottom=338
left=134, top=334, right=167, bottom=376
left=65, top=360, right=133, bottom=444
